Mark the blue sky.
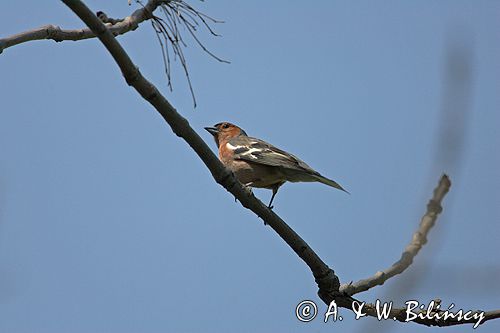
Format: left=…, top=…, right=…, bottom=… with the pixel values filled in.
left=0, top=1, right=499, bottom=332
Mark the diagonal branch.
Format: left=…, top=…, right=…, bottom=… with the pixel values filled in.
left=0, top=0, right=164, bottom=54
left=54, top=0, right=500, bottom=328
left=340, top=175, right=451, bottom=296
left=58, top=0, right=338, bottom=294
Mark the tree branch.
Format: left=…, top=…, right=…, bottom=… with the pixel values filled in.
left=340, top=174, right=451, bottom=296
left=24, top=0, right=497, bottom=328
left=320, top=175, right=500, bottom=327
left=0, top=0, right=164, bottom=54
left=58, top=0, right=339, bottom=296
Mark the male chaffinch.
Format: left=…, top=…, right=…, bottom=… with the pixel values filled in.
left=205, top=122, right=347, bottom=208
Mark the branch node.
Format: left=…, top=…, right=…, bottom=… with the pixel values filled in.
left=315, top=268, right=340, bottom=303
left=374, top=271, right=386, bottom=281
left=45, top=25, right=64, bottom=42
left=96, top=11, right=125, bottom=25
left=427, top=199, right=443, bottom=214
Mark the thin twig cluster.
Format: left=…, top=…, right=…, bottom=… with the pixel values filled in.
left=140, top=0, right=229, bottom=106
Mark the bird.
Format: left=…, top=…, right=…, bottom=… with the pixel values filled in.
left=205, top=122, right=348, bottom=208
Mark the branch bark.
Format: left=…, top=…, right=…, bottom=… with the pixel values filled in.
left=8, top=0, right=497, bottom=328
left=0, top=0, right=164, bottom=54
left=340, top=175, right=451, bottom=296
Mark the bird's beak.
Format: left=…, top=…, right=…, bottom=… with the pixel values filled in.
left=204, top=126, right=219, bottom=136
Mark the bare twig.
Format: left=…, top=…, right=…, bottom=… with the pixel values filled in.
left=144, top=0, right=230, bottom=107
left=0, top=0, right=228, bottom=107
left=0, top=0, right=164, bottom=54
left=326, top=176, right=500, bottom=327
left=340, top=175, right=451, bottom=296
left=96, top=11, right=125, bottom=25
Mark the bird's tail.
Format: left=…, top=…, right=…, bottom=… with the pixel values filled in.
left=312, top=174, right=349, bottom=194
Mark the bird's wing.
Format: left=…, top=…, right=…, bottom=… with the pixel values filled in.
left=228, top=136, right=315, bottom=173
left=228, top=136, right=348, bottom=193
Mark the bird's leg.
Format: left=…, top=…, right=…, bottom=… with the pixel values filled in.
left=267, top=187, right=279, bottom=209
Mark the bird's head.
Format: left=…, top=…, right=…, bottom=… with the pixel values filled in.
left=205, top=122, right=247, bottom=147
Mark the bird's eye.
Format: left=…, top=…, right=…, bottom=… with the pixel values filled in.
left=222, top=123, right=230, bottom=129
